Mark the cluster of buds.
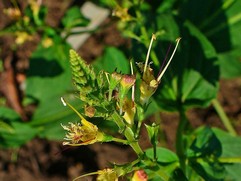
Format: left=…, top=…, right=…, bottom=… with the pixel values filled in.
left=3, top=8, right=21, bottom=21
left=112, top=5, right=132, bottom=22
left=14, top=31, right=33, bottom=45
left=3, top=0, right=44, bottom=45
left=62, top=35, right=181, bottom=180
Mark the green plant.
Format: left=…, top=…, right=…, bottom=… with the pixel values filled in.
left=1, top=1, right=241, bottom=180
left=59, top=0, right=241, bottom=180
left=62, top=35, right=241, bottom=180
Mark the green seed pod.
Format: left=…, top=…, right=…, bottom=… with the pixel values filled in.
left=69, top=49, right=97, bottom=94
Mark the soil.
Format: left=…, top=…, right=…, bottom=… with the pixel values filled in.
left=0, top=1, right=241, bottom=181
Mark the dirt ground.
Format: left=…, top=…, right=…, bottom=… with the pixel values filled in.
left=0, top=1, right=241, bottom=181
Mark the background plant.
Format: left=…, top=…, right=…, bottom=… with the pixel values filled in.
left=0, top=0, right=90, bottom=147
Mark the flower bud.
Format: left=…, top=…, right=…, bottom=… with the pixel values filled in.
left=112, top=6, right=132, bottom=22
left=3, top=8, right=21, bottom=20
left=122, top=98, right=136, bottom=125
left=120, top=75, right=136, bottom=90
left=108, top=72, right=123, bottom=101
left=132, top=170, right=148, bottom=181
left=119, top=75, right=136, bottom=113
left=85, top=105, right=95, bottom=118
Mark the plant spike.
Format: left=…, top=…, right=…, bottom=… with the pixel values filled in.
left=69, top=49, right=96, bottom=93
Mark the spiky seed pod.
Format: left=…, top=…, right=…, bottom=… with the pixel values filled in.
left=69, top=49, right=96, bottom=93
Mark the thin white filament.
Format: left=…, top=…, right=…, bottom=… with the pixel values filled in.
left=144, top=34, right=156, bottom=74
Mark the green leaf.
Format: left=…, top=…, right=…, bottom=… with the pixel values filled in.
left=187, top=127, right=241, bottom=180
left=0, top=120, right=14, bottom=133
left=224, top=164, right=241, bottom=181
left=26, top=38, right=72, bottom=102
left=25, top=38, right=78, bottom=140
left=218, top=50, right=241, bottom=78
left=61, top=6, right=89, bottom=29
left=179, top=0, right=241, bottom=78
left=0, top=121, right=37, bottom=148
left=0, top=108, right=37, bottom=148
left=30, top=94, right=84, bottom=140
left=146, top=147, right=178, bottom=163
left=0, top=108, right=17, bottom=134
left=144, top=147, right=186, bottom=181
left=155, top=21, right=219, bottom=111
left=213, top=128, right=241, bottom=158
left=94, top=47, right=130, bottom=74
left=187, top=127, right=226, bottom=180
left=190, top=159, right=226, bottom=181
left=187, top=127, right=222, bottom=158
left=0, top=107, right=20, bottom=120
left=213, top=128, right=241, bottom=180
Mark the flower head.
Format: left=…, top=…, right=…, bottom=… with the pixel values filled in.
left=61, top=118, right=104, bottom=146
left=61, top=97, right=104, bottom=146
left=112, top=6, right=132, bottom=22
left=15, top=31, right=33, bottom=45
left=97, top=168, right=118, bottom=181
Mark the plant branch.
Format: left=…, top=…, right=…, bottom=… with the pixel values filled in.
left=212, top=99, right=237, bottom=136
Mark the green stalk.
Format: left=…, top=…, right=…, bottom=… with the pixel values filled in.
left=176, top=107, right=188, bottom=174
left=212, top=99, right=237, bottom=136
left=112, top=137, right=129, bottom=144
left=112, top=111, right=144, bottom=156
left=111, top=110, right=126, bottom=130
left=219, top=157, right=241, bottom=163
left=153, top=141, right=157, bottom=162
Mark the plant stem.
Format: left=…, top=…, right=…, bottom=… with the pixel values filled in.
left=219, top=157, right=241, bottom=163
left=112, top=111, right=144, bottom=156
left=176, top=107, right=188, bottom=174
left=111, top=110, right=126, bottom=130
left=112, top=137, right=129, bottom=144
left=212, top=99, right=237, bottom=136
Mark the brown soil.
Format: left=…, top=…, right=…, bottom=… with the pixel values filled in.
left=0, top=1, right=241, bottom=181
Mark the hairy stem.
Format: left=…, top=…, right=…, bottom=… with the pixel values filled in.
left=112, top=111, right=144, bottom=156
